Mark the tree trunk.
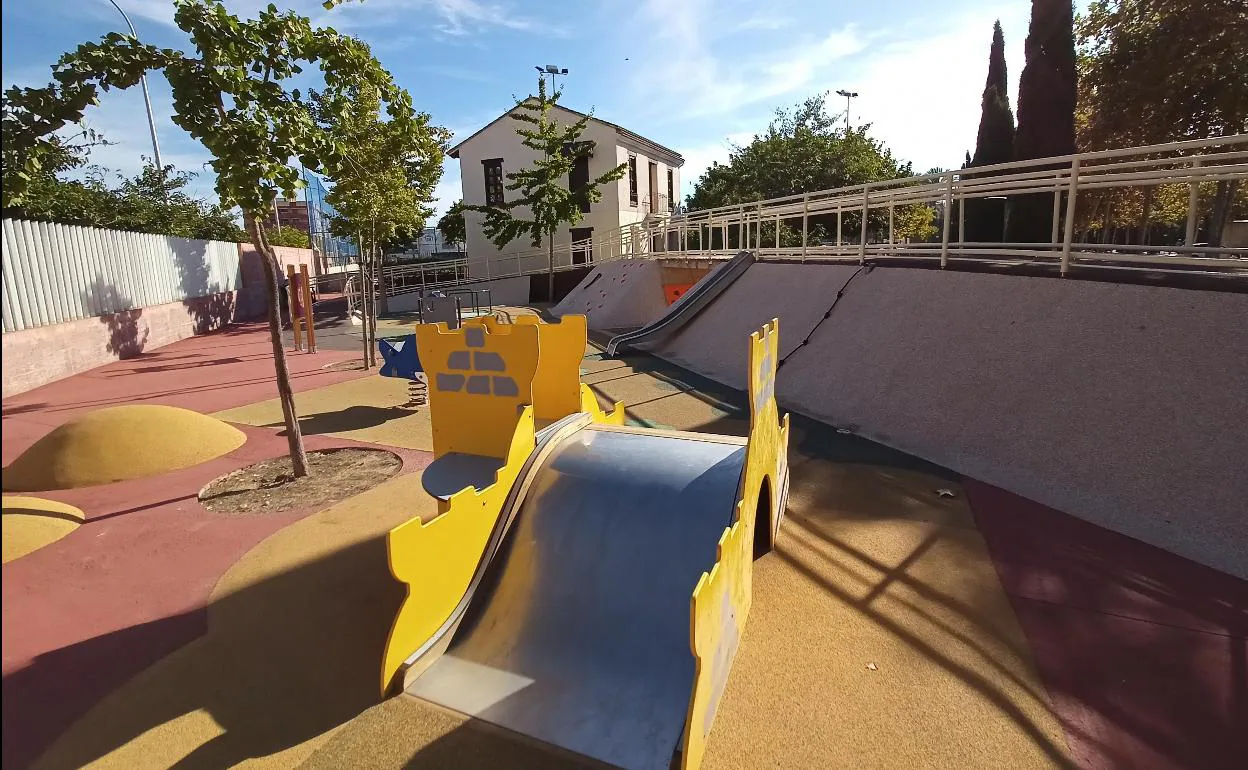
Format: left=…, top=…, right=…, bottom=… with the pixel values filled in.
left=355, top=234, right=369, bottom=370
left=368, top=240, right=380, bottom=366
left=244, top=211, right=309, bottom=477
left=1209, top=179, right=1239, bottom=249
left=547, top=232, right=555, bottom=303
left=1137, top=187, right=1154, bottom=246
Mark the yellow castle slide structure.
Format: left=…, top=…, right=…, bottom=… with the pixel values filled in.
left=380, top=314, right=789, bottom=770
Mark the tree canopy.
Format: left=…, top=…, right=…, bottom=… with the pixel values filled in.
left=3, top=157, right=245, bottom=241
left=1076, top=0, right=1246, bottom=244
left=1, top=0, right=425, bottom=477
left=471, top=76, right=626, bottom=297
left=964, top=21, right=1016, bottom=243
left=312, top=82, right=449, bottom=253
left=687, top=94, right=911, bottom=211
left=1007, top=0, right=1077, bottom=242
left=437, top=199, right=466, bottom=246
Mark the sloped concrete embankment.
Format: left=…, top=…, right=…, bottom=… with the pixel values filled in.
left=652, top=262, right=1248, bottom=579
left=552, top=258, right=667, bottom=331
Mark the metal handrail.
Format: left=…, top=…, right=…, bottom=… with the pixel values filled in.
left=385, top=135, right=1246, bottom=296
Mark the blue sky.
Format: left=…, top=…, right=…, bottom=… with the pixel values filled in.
left=2, top=0, right=1066, bottom=219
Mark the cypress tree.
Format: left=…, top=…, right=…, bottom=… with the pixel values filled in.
left=1005, top=0, right=1077, bottom=243
left=965, top=21, right=1015, bottom=243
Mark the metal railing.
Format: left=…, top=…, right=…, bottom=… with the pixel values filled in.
left=373, top=135, right=1246, bottom=299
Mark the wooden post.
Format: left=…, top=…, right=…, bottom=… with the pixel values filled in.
left=300, top=263, right=316, bottom=353
left=286, top=263, right=303, bottom=351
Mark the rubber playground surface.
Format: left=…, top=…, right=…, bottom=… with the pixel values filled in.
left=2, top=315, right=1244, bottom=770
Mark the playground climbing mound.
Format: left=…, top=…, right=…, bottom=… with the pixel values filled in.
left=1, top=496, right=84, bottom=563
left=2, top=404, right=246, bottom=492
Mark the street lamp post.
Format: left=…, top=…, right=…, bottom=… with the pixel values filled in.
left=535, top=64, right=569, bottom=91
left=106, top=0, right=163, bottom=171
left=836, top=89, right=858, bottom=134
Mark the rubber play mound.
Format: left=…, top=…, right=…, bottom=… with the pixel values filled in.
left=1, top=496, right=85, bottom=562
left=2, top=404, right=247, bottom=492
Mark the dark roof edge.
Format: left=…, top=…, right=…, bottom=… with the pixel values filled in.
left=449, top=104, right=684, bottom=166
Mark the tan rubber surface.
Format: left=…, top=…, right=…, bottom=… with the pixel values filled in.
left=33, top=345, right=1067, bottom=769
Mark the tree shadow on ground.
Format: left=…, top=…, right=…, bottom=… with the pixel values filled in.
left=83, top=278, right=148, bottom=358
left=23, top=531, right=404, bottom=770
left=262, top=405, right=416, bottom=437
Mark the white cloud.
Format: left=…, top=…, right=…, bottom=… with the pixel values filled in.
left=431, top=159, right=461, bottom=219
left=631, top=0, right=867, bottom=121
left=736, top=13, right=792, bottom=32
left=845, top=4, right=1030, bottom=173
left=675, top=132, right=755, bottom=198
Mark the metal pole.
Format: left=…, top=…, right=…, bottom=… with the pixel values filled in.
left=106, top=0, right=162, bottom=172
left=1060, top=157, right=1081, bottom=276
left=940, top=173, right=953, bottom=268
left=1185, top=159, right=1201, bottom=246
left=801, top=195, right=809, bottom=261
left=888, top=203, right=895, bottom=246
left=775, top=214, right=780, bottom=253
left=859, top=185, right=869, bottom=263
left=836, top=207, right=843, bottom=252
left=1050, top=172, right=1062, bottom=246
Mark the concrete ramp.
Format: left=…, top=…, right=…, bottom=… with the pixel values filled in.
left=607, top=251, right=754, bottom=356
left=407, top=425, right=746, bottom=770
left=552, top=259, right=667, bottom=332
left=648, top=261, right=1248, bottom=579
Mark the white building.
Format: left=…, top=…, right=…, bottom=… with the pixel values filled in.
left=449, top=104, right=684, bottom=283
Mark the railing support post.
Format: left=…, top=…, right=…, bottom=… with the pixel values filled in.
left=859, top=185, right=869, bottom=263
left=888, top=202, right=895, bottom=247
left=1050, top=171, right=1062, bottom=246
left=836, top=207, right=843, bottom=253
left=775, top=214, right=780, bottom=254
left=940, top=173, right=953, bottom=268
left=801, top=195, right=809, bottom=261
left=1060, top=157, right=1081, bottom=276
left=1185, top=158, right=1201, bottom=247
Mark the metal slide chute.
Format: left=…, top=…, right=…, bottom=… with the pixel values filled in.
left=606, top=250, right=755, bottom=357
left=379, top=314, right=790, bottom=770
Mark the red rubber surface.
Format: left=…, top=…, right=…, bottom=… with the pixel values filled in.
left=966, top=479, right=1248, bottom=770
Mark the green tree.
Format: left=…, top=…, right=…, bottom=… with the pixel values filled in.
left=5, top=159, right=245, bottom=241
left=965, top=21, right=1015, bottom=243
left=438, top=199, right=466, bottom=247
left=1007, top=0, right=1077, bottom=243
left=688, top=94, right=914, bottom=244
left=2, top=0, right=419, bottom=477
left=265, top=224, right=310, bottom=248
left=470, top=76, right=627, bottom=300
left=1078, top=0, right=1247, bottom=245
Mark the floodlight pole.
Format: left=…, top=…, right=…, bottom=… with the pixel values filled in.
left=106, top=0, right=163, bottom=172
left=836, top=89, right=859, bottom=134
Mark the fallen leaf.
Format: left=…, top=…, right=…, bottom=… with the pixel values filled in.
left=936, top=488, right=957, bottom=499
left=867, top=662, right=878, bottom=671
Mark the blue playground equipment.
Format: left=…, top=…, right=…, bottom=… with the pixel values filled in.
left=378, top=334, right=427, bottom=406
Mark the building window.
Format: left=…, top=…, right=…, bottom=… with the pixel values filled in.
left=667, top=168, right=675, bottom=211
left=571, top=227, right=593, bottom=265
left=628, top=154, right=638, bottom=206
left=483, top=158, right=505, bottom=206
left=566, top=142, right=591, bottom=214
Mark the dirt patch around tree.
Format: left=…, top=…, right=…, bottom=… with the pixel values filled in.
left=198, top=448, right=402, bottom=514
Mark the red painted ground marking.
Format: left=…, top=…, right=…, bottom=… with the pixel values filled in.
left=965, top=479, right=1248, bottom=770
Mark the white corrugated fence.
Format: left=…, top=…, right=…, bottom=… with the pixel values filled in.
left=1, top=218, right=241, bottom=333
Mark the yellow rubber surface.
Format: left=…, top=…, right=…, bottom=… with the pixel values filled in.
left=32, top=470, right=441, bottom=770
left=2, top=496, right=84, bottom=563
left=215, top=375, right=433, bottom=452
left=3, top=405, right=246, bottom=492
